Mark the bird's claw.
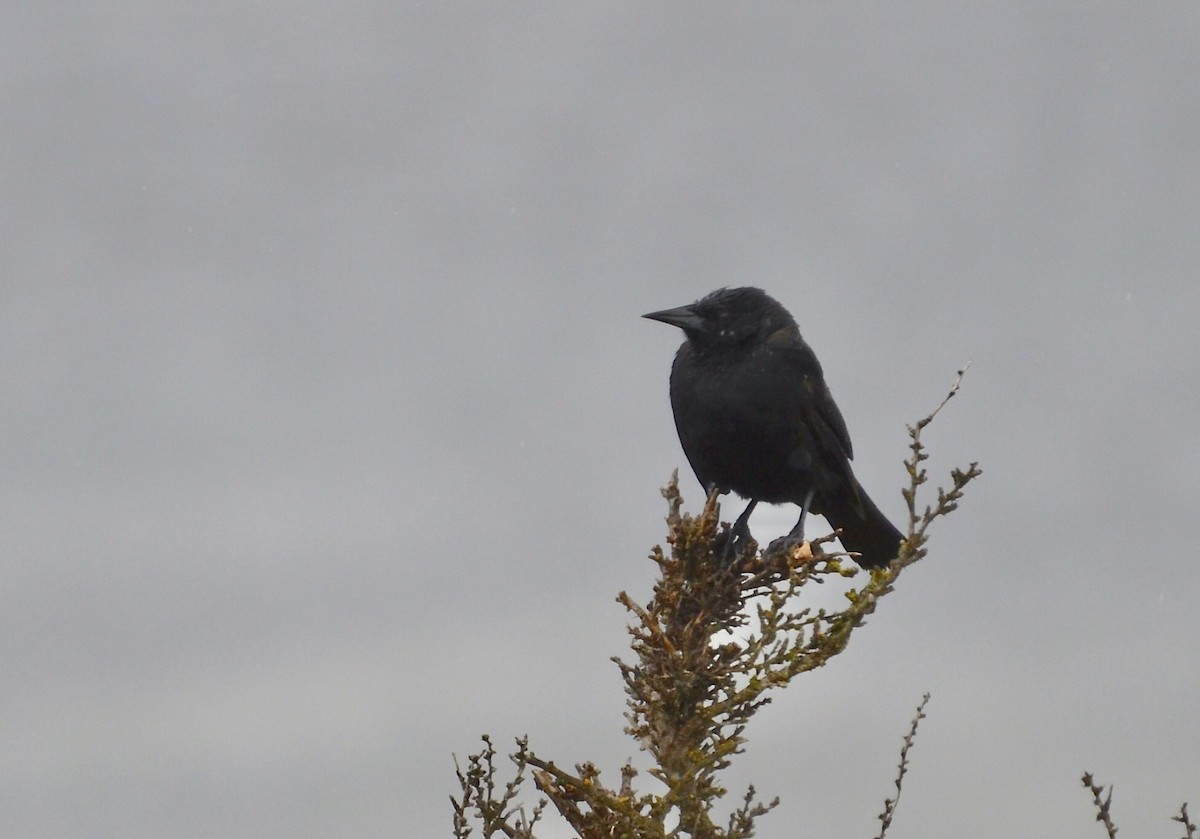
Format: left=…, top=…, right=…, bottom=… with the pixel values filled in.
left=765, top=534, right=808, bottom=561
left=715, top=528, right=756, bottom=570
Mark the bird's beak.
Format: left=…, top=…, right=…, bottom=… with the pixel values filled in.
left=642, top=305, right=704, bottom=332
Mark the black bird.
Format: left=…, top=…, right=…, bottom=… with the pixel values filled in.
left=644, top=287, right=902, bottom=569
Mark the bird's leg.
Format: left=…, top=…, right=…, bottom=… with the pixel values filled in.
left=732, top=498, right=757, bottom=543
left=720, top=499, right=758, bottom=564
left=786, top=488, right=815, bottom=542
left=768, top=488, right=815, bottom=557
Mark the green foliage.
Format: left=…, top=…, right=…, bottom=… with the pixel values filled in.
left=451, top=375, right=980, bottom=839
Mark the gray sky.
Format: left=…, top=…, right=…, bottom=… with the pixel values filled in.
left=3, top=3, right=1198, bottom=837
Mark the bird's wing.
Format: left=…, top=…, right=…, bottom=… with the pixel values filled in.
left=770, top=329, right=855, bottom=461
left=810, top=378, right=854, bottom=461
left=780, top=335, right=870, bottom=515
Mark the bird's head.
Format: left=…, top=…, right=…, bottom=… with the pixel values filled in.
left=643, top=286, right=796, bottom=348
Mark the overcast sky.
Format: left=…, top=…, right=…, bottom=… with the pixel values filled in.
left=2, top=3, right=1198, bottom=838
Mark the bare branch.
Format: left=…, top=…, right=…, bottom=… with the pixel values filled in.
left=1174, top=802, right=1196, bottom=839
left=1081, top=772, right=1119, bottom=839
left=876, top=693, right=931, bottom=839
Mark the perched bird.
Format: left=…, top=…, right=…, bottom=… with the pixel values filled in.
left=644, top=287, right=902, bottom=568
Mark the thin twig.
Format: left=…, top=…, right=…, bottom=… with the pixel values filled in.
left=1081, top=772, right=1119, bottom=839
left=876, top=693, right=931, bottom=839
left=1174, top=802, right=1196, bottom=839
left=916, top=363, right=970, bottom=431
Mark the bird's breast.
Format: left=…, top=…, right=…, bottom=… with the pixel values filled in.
left=668, top=348, right=824, bottom=502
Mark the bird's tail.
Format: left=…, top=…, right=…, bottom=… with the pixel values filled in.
left=826, top=481, right=903, bottom=569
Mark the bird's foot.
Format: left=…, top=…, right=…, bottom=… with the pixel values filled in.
left=714, top=528, right=757, bottom=570
left=766, top=534, right=812, bottom=563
